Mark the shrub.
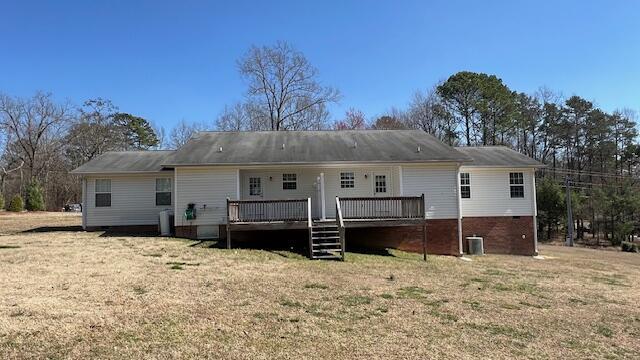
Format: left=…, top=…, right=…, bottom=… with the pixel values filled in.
left=7, top=195, right=24, bottom=212
left=621, top=241, right=639, bottom=253
left=25, top=181, right=45, bottom=211
left=612, top=222, right=634, bottom=246
left=0, top=195, right=4, bottom=210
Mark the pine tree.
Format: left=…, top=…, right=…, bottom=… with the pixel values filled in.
left=7, top=195, right=24, bottom=212
left=25, top=181, right=45, bottom=211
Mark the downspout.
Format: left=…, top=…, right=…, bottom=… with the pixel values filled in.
left=531, top=169, right=539, bottom=256
left=236, top=169, right=241, bottom=199
left=81, top=177, right=87, bottom=229
left=174, top=168, right=178, bottom=229
left=320, top=172, right=326, bottom=220
left=455, top=164, right=463, bottom=256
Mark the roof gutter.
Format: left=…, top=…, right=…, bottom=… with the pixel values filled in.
left=160, top=158, right=474, bottom=167
left=459, top=164, right=547, bottom=169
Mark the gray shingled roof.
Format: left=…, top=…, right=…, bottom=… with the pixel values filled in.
left=162, top=130, right=472, bottom=165
left=70, top=132, right=544, bottom=174
left=70, top=150, right=174, bottom=174
left=456, top=146, right=545, bottom=168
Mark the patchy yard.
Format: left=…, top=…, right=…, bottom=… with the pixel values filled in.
left=0, top=213, right=639, bottom=359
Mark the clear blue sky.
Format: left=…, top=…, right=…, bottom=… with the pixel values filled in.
left=1, top=0, right=639, bottom=129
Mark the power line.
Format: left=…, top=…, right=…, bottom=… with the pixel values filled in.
left=538, top=167, right=635, bottom=179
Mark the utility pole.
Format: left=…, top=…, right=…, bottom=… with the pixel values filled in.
left=565, top=176, right=574, bottom=246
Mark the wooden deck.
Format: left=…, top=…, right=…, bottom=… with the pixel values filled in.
left=226, top=195, right=427, bottom=260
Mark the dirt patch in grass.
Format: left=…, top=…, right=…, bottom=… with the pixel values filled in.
left=303, top=283, right=328, bottom=289
left=0, top=213, right=639, bottom=359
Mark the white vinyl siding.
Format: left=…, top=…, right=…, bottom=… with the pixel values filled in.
left=460, top=168, right=535, bottom=217
left=174, top=167, right=238, bottom=227
left=239, top=166, right=400, bottom=218
left=401, top=164, right=459, bottom=219
left=85, top=173, right=174, bottom=227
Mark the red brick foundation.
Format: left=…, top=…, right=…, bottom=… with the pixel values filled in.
left=461, top=216, right=536, bottom=256
left=175, top=225, right=198, bottom=239
left=346, top=219, right=460, bottom=256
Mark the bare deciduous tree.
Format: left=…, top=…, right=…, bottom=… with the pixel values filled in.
left=0, top=92, right=71, bottom=181
left=333, top=108, right=367, bottom=130
left=406, top=86, right=457, bottom=144
left=237, top=41, right=340, bottom=131
left=64, top=98, right=120, bottom=167
left=152, top=123, right=168, bottom=149
left=216, top=103, right=253, bottom=131
left=169, top=119, right=207, bottom=149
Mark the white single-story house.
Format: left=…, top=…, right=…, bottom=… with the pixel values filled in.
left=71, top=130, right=544, bottom=259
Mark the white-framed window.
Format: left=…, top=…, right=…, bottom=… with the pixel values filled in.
left=509, top=172, right=524, bottom=198
left=374, top=175, right=387, bottom=193
left=155, top=178, right=172, bottom=206
left=460, top=173, right=470, bottom=199
left=282, top=173, right=297, bottom=190
left=340, top=172, right=355, bottom=189
left=95, top=179, right=111, bottom=207
left=249, top=177, right=262, bottom=196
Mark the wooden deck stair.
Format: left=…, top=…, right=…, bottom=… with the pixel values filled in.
left=310, top=221, right=344, bottom=260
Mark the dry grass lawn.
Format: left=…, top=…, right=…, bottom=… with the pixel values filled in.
left=1, top=212, right=639, bottom=359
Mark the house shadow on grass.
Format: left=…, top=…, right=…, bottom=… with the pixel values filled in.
left=344, top=245, right=395, bottom=257
left=97, top=228, right=161, bottom=238
left=207, top=230, right=397, bottom=259
left=89, top=227, right=398, bottom=259
left=22, top=226, right=84, bottom=233
left=214, top=236, right=309, bottom=259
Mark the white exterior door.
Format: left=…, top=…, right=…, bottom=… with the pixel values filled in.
left=373, top=171, right=391, bottom=217
left=312, top=174, right=325, bottom=219
left=245, top=176, right=264, bottom=219
left=373, top=172, right=390, bottom=196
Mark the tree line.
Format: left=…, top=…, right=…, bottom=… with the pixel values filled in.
left=2, top=40, right=639, bottom=249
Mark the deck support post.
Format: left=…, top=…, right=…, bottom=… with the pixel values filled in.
left=422, top=193, right=427, bottom=262
left=226, top=198, right=232, bottom=249
left=422, top=220, right=427, bottom=262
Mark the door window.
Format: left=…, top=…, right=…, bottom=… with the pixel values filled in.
left=249, top=177, right=262, bottom=196
left=375, top=175, right=387, bottom=193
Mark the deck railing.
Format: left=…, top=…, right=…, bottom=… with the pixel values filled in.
left=227, top=198, right=309, bottom=223
left=337, top=194, right=425, bottom=220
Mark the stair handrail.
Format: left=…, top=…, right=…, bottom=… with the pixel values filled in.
left=307, top=197, right=313, bottom=258
left=335, top=196, right=345, bottom=228
left=336, top=196, right=345, bottom=261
